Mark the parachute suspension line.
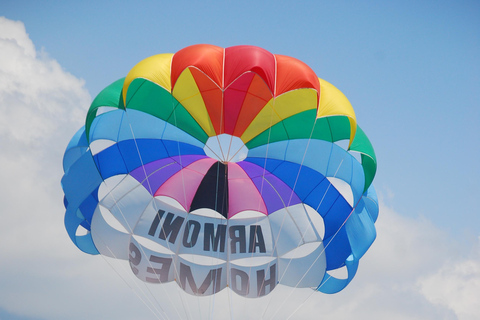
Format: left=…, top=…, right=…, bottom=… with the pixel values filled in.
left=261, top=115, right=320, bottom=319
left=226, top=134, right=234, bottom=163
left=97, top=239, right=167, bottom=320
left=240, top=92, right=277, bottom=317
left=220, top=49, right=235, bottom=320
left=91, top=153, right=174, bottom=319
left=255, top=93, right=294, bottom=319
left=123, top=110, right=190, bottom=320
left=80, top=214, right=167, bottom=319
left=270, top=151, right=355, bottom=320
left=225, top=180, right=237, bottom=320
left=81, top=177, right=168, bottom=319
left=226, top=211, right=233, bottom=320
left=250, top=60, right=280, bottom=318
left=217, top=162, right=229, bottom=319
left=227, top=285, right=234, bottom=320
left=209, top=53, right=224, bottom=320
left=285, top=200, right=361, bottom=320
left=98, top=123, right=178, bottom=319
left=268, top=114, right=320, bottom=280
left=167, top=95, right=199, bottom=320
left=216, top=134, right=227, bottom=162
left=258, top=176, right=300, bottom=319
left=62, top=46, right=380, bottom=320
left=206, top=161, right=223, bottom=320
left=213, top=81, right=227, bottom=163
left=123, top=113, right=183, bottom=315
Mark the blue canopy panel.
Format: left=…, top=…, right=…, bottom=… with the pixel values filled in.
left=63, top=126, right=89, bottom=172
left=317, top=186, right=378, bottom=293
left=93, top=139, right=206, bottom=180
left=317, top=254, right=359, bottom=294
left=88, top=109, right=124, bottom=142
left=248, top=139, right=365, bottom=205
left=245, top=157, right=338, bottom=215
left=323, top=225, right=352, bottom=270
left=61, top=127, right=102, bottom=254
left=78, top=189, right=99, bottom=231
left=345, top=186, right=378, bottom=260
left=88, top=109, right=204, bottom=149
left=245, top=156, right=353, bottom=270
left=363, top=185, right=379, bottom=222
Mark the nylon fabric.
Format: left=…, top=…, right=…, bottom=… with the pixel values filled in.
left=86, top=78, right=124, bottom=140
left=61, top=45, right=379, bottom=304
left=123, top=53, right=173, bottom=101
left=172, top=68, right=216, bottom=137
left=317, top=78, right=357, bottom=144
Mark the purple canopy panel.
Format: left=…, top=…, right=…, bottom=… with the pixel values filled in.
left=238, top=161, right=301, bottom=214
left=227, top=162, right=267, bottom=218
left=130, top=155, right=206, bottom=195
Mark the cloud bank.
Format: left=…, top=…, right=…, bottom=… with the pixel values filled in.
left=0, top=16, right=478, bottom=320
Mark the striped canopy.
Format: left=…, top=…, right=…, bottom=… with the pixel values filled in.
left=62, top=45, right=379, bottom=298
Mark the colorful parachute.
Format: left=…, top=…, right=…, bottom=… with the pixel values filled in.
left=61, top=44, right=378, bottom=299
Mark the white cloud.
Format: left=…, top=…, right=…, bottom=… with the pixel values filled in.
left=0, top=16, right=479, bottom=320
left=0, top=16, right=89, bottom=250
left=418, top=240, right=480, bottom=320
left=0, top=16, right=94, bottom=319
left=0, top=17, right=88, bottom=149
left=290, top=203, right=459, bottom=320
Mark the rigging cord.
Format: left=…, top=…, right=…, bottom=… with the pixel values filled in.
left=209, top=80, right=225, bottom=319
left=128, top=113, right=190, bottom=318
left=284, top=198, right=360, bottom=320
left=158, top=93, right=196, bottom=320
left=261, top=125, right=355, bottom=319
left=98, top=238, right=167, bottom=320
left=89, top=73, right=358, bottom=320
left=94, top=108, right=191, bottom=320
left=269, top=152, right=357, bottom=320
left=82, top=110, right=191, bottom=319
left=78, top=202, right=167, bottom=320
left=259, top=91, right=319, bottom=319
left=247, top=81, right=280, bottom=313
left=98, top=172, right=175, bottom=319
left=79, top=171, right=168, bottom=319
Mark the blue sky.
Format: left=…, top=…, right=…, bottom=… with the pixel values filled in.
left=1, top=1, right=479, bottom=319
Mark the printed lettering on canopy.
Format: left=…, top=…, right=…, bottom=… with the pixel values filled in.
left=61, top=44, right=379, bottom=298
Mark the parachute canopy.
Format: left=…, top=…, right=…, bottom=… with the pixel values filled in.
left=62, top=44, right=378, bottom=298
